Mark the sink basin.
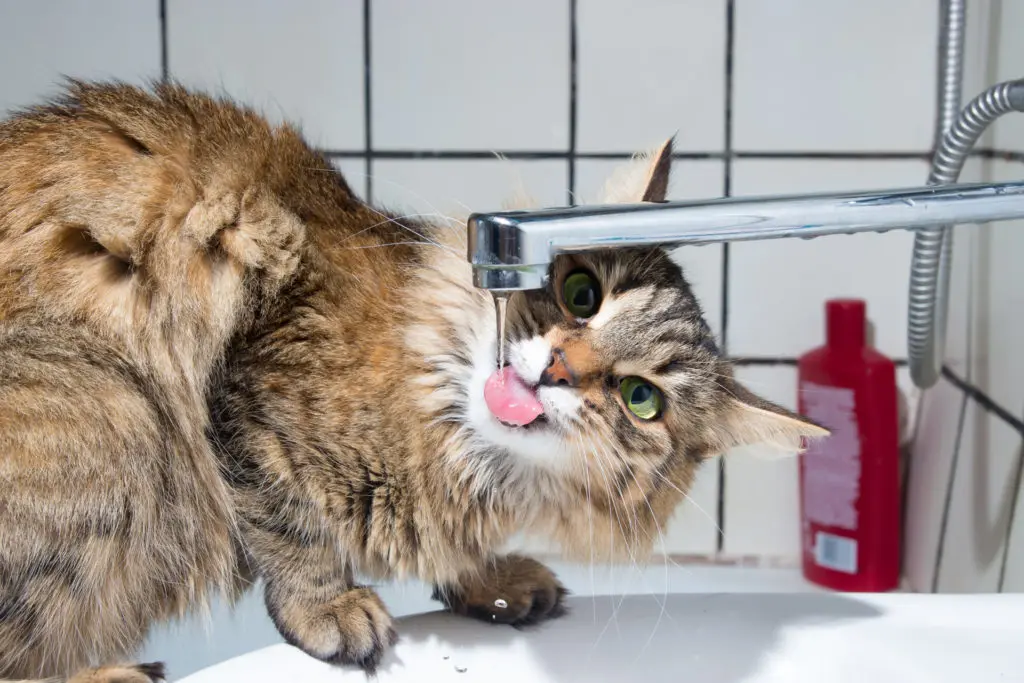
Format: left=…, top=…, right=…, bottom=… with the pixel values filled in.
left=177, top=592, right=1024, bottom=682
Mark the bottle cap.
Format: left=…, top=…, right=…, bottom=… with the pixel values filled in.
left=826, top=299, right=866, bottom=349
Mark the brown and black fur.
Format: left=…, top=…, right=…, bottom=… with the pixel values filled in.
left=0, top=82, right=825, bottom=681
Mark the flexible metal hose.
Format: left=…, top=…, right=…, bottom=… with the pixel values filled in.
left=934, top=0, right=966, bottom=149
left=907, top=0, right=964, bottom=389
left=908, top=76, right=1024, bottom=387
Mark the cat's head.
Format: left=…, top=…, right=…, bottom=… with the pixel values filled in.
left=409, top=138, right=826, bottom=552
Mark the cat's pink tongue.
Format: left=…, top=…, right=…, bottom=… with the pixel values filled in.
left=484, top=366, right=544, bottom=426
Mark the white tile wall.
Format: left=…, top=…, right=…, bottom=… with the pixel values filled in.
left=0, top=0, right=160, bottom=115
left=728, top=159, right=928, bottom=358
left=167, top=0, right=364, bottom=150
left=961, top=0, right=999, bottom=114
left=371, top=159, right=567, bottom=216
left=576, top=0, right=725, bottom=153
left=969, top=161, right=1024, bottom=415
left=372, top=0, right=569, bottom=151
left=992, top=0, right=1024, bottom=151
left=903, top=379, right=967, bottom=592
left=937, top=397, right=1023, bottom=592
left=733, top=0, right=937, bottom=152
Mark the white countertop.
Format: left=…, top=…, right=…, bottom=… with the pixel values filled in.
left=179, top=592, right=1024, bottom=683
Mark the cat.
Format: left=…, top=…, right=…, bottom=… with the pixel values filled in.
left=0, top=81, right=826, bottom=681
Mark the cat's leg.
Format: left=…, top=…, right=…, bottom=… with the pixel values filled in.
left=0, top=662, right=167, bottom=683
left=432, top=555, right=568, bottom=627
left=0, top=327, right=233, bottom=679
left=248, top=522, right=397, bottom=672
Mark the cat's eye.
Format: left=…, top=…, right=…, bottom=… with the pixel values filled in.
left=562, top=270, right=602, bottom=319
left=619, top=376, right=664, bottom=421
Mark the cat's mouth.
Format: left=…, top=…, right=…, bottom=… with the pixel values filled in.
left=483, top=366, right=547, bottom=428
left=498, top=414, right=549, bottom=430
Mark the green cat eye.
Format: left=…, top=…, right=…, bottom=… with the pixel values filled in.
left=620, top=376, right=664, bottom=421
left=562, top=270, right=602, bottom=319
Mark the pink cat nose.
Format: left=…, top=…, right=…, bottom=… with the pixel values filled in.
left=539, top=348, right=578, bottom=387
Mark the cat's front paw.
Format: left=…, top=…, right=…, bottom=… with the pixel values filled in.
left=433, top=555, right=569, bottom=628
left=267, top=586, right=398, bottom=673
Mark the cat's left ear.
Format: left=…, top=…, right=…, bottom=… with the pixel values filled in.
left=707, top=380, right=829, bottom=455
left=598, top=136, right=675, bottom=204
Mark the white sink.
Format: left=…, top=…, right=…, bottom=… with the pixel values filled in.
left=178, top=592, right=1024, bottom=683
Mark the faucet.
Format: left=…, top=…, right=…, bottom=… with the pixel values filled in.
left=467, top=179, right=1024, bottom=291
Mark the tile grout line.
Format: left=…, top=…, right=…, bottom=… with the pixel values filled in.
left=567, top=0, right=578, bottom=206
left=942, top=367, right=1024, bottom=437
left=997, top=440, right=1024, bottom=591
left=363, top=0, right=373, bottom=203
left=159, top=0, right=168, bottom=83
left=716, top=0, right=736, bottom=555
left=930, top=386, right=971, bottom=593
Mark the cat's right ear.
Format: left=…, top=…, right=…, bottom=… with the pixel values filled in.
left=597, top=136, right=675, bottom=204
left=705, top=380, right=830, bottom=455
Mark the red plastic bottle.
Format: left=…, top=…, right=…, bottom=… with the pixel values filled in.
left=797, top=299, right=900, bottom=592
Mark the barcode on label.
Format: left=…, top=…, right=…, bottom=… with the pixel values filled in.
left=814, top=532, right=858, bottom=574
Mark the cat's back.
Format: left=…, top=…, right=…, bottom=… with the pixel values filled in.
left=0, top=81, right=362, bottom=376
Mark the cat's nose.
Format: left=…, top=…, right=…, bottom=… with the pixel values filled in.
left=539, top=348, right=579, bottom=388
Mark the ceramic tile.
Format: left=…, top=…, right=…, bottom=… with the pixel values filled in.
left=903, top=379, right=967, bottom=592
left=0, top=0, right=160, bottom=115
left=575, top=159, right=725, bottom=339
left=728, top=159, right=929, bottom=358
left=733, top=0, right=936, bottom=151
left=576, top=0, right=725, bottom=153
left=936, top=398, right=1023, bottom=592
left=372, top=0, right=569, bottom=150
left=168, top=0, right=364, bottom=149
left=969, top=161, right=1024, bottom=417
left=370, top=159, right=567, bottom=217
left=722, top=366, right=802, bottom=559
left=992, top=0, right=1024, bottom=151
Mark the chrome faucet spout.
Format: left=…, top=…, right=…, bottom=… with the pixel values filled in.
left=467, top=179, right=1024, bottom=292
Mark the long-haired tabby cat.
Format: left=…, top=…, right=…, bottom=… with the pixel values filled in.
left=0, top=81, right=826, bottom=681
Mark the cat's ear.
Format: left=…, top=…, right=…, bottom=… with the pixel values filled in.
left=708, top=381, right=829, bottom=455
left=598, top=136, right=675, bottom=204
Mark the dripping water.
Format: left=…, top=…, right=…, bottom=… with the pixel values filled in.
left=493, top=293, right=509, bottom=370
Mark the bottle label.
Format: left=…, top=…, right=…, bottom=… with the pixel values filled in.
left=800, top=381, right=861, bottom=531
left=814, top=531, right=858, bottom=574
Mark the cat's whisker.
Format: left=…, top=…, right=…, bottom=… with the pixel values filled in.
left=338, top=211, right=459, bottom=245
left=621, top=464, right=671, bottom=660
left=346, top=241, right=457, bottom=252
left=356, top=202, right=461, bottom=252
left=651, top=468, right=724, bottom=537
left=574, top=431, right=599, bottom=624
left=588, top=439, right=641, bottom=638
left=346, top=170, right=466, bottom=230
left=577, top=434, right=628, bottom=648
